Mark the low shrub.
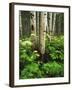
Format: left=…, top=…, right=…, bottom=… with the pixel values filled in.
left=19, top=39, right=40, bottom=63
left=19, top=39, right=40, bottom=75
left=20, top=61, right=64, bottom=79
left=42, top=61, right=64, bottom=77
left=45, top=35, right=64, bottom=62
left=19, top=36, right=64, bottom=79
left=20, top=63, right=42, bottom=79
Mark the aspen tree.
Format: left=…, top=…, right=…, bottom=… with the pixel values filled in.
left=19, top=11, right=22, bottom=38
left=30, top=11, right=37, bottom=49
left=49, top=12, right=52, bottom=41
left=36, top=12, right=39, bottom=48
left=39, top=12, right=47, bottom=55
left=53, top=13, right=56, bottom=35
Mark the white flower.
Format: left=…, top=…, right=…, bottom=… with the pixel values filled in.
left=22, top=41, right=32, bottom=46
left=36, top=54, right=40, bottom=57
left=33, top=50, right=38, bottom=53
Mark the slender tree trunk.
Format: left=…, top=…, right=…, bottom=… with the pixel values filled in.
left=58, top=14, right=61, bottom=35
left=19, top=11, right=22, bottom=38
left=49, top=12, right=52, bottom=41
left=36, top=12, right=39, bottom=48
left=53, top=13, right=56, bottom=35
left=30, top=11, right=36, bottom=35
left=30, top=11, right=37, bottom=49
left=39, top=12, right=47, bottom=55
left=46, top=13, right=49, bottom=33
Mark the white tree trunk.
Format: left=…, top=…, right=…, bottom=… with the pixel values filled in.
left=30, top=11, right=36, bottom=35
left=36, top=12, right=39, bottom=47
left=39, top=12, right=47, bottom=54
left=30, top=11, right=37, bottom=49
left=53, top=13, right=56, bottom=35
left=19, top=11, right=22, bottom=38
left=49, top=12, right=52, bottom=34
left=49, top=12, right=52, bottom=41
left=47, top=13, right=49, bottom=33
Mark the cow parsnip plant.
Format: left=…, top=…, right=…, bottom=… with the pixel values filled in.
left=45, top=35, right=64, bottom=62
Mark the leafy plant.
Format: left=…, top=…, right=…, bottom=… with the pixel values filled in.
left=42, top=61, right=64, bottom=77
left=19, top=36, right=64, bottom=79
left=19, top=38, right=40, bottom=75
left=19, top=39, right=40, bottom=63
left=45, top=36, right=64, bottom=62
left=20, top=63, right=42, bottom=79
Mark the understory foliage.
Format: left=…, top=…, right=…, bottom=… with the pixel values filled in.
left=19, top=35, right=64, bottom=79
left=45, top=35, right=64, bottom=62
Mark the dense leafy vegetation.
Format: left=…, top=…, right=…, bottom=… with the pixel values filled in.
left=19, top=35, right=64, bottom=79
left=42, top=61, right=64, bottom=77
left=45, top=35, right=64, bottom=62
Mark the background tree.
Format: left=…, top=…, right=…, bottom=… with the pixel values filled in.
left=55, top=13, right=64, bottom=35
left=52, top=13, right=56, bottom=35
left=30, top=11, right=37, bottom=49
left=36, top=12, right=40, bottom=48
left=58, top=14, right=62, bottom=35
left=19, top=11, right=23, bottom=38
left=49, top=12, right=52, bottom=41
left=30, top=11, right=36, bottom=35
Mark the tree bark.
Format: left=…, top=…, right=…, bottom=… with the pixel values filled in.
left=30, top=11, right=36, bottom=35
left=52, top=13, right=56, bottom=35
left=58, top=14, right=62, bottom=35
left=49, top=12, right=52, bottom=41
left=30, top=11, right=37, bottom=49
left=19, top=11, right=22, bottom=38
left=36, top=12, right=40, bottom=48
left=39, top=12, right=47, bottom=55
left=46, top=13, right=49, bottom=33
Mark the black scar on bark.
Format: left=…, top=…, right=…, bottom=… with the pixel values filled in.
left=32, top=25, right=34, bottom=31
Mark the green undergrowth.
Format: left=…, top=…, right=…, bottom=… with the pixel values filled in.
left=19, top=35, right=64, bottom=79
